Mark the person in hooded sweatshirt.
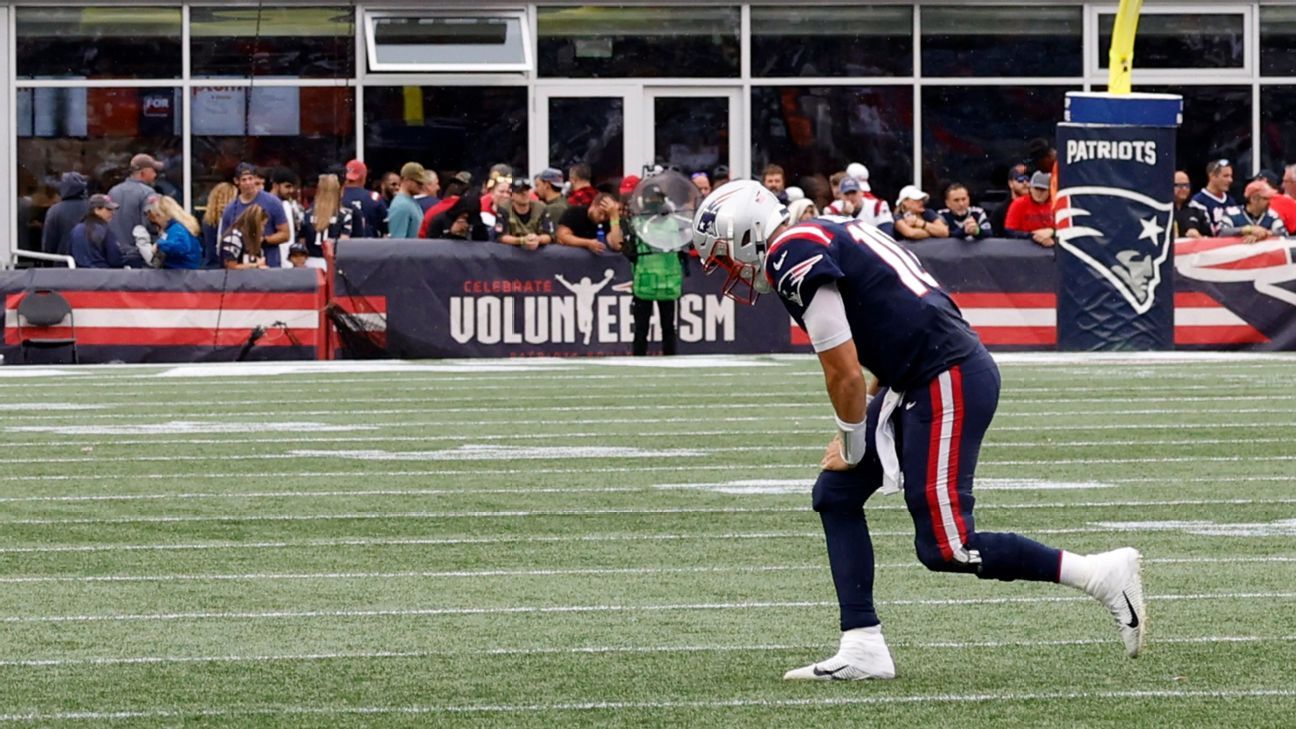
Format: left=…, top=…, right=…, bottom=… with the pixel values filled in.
left=41, top=172, right=91, bottom=256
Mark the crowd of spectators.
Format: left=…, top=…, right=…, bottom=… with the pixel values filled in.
left=32, top=136, right=1296, bottom=271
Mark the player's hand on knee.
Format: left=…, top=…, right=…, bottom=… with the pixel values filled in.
left=821, top=434, right=851, bottom=471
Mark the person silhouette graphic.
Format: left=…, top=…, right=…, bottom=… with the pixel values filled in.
left=555, top=269, right=615, bottom=345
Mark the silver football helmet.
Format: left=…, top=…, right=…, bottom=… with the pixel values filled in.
left=691, top=180, right=791, bottom=304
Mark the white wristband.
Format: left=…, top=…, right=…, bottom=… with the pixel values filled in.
left=835, top=414, right=868, bottom=466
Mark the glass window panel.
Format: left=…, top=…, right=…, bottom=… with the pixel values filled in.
left=751, top=5, right=912, bottom=78
left=920, top=86, right=1067, bottom=203
left=16, top=87, right=183, bottom=253
left=192, top=87, right=354, bottom=207
left=548, top=97, right=625, bottom=188
left=1260, top=8, right=1296, bottom=76
left=363, top=87, right=527, bottom=189
left=654, top=97, right=729, bottom=174
left=1098, top=13, right=1244, bottom=70
left=1263, top=87, right=1296, bottom=179
left=369, top=14, right=528, bottom=71
left=191, top=7, right=355, bottom=78
left=921, top=6, right=1082, bottom=78
left=538, top=6, right=739, bottom=78
left=750, top=86, right=913, bottom=212
left=1123, top=86, right=1250, bottom=198
left=16, top=7, right=181, bottom=79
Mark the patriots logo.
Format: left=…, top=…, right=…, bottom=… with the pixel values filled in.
left=776, top=254, right=823, bottom=307
left=695, top=208, right=718, bottom=236
left=1054, top=185, right=1174, bottom=314
left=1176, top=237, right=1296, bottom=307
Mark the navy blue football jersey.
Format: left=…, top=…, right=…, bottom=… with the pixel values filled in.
left=765, top=217, right=983, bottom=390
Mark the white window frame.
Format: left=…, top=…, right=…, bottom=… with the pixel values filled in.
left=364, top=9, right=532, bottom=74
left=532, top=84, right=644, bottom=181
left=1, top=5, right=12, bottom=267
left=644, top=86, right=742, bottom=180
left=1087, top=4, right=1254, bottom=83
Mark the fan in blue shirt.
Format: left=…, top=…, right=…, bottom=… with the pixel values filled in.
left=219, top=163, right=290, bottom=266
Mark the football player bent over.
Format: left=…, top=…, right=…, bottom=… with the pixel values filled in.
left=691, top=180, right=1146, bottom=681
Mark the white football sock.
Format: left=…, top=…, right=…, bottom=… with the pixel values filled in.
left=839, top=625, right=883, bottom=656
left=1057, top=551, right=1095, bottom=590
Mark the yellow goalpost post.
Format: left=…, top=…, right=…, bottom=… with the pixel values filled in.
left=1107, top=0, right=1144, bottom=94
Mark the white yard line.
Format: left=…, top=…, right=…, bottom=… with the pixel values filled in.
left=992, top=421, right=1296, bottom=431
left=1, top=465, right=1291, bottom=486
left=0, top=449, right=1293, bottom=467
left=1, top=688, right=1295, bottom=721
left=0, top=464, right=814, bottom=484
left=2, top=635, right=1293, bottom=669
left=0, top=381, right=1278, bottom=406
left=3, top=592, right=1294, bottom=625
left=0, top=506, right=805, bottom=526
left=0, top=556, right=1289, bottom=585
left=5, top=405, right=1294, bottom=422
left=1, top=392, right=1290, bottom=411
left=0, top=351, right=1285, bottom=385
left=0, top=525, right=1222, bottom=555
left=0, top=433, right=1287, bottom=451
left=5, top=475, right=1292, bottom=503
left=0, top=486, right=654, bottom=503
left=3, top=419, right=1290, bottom=444
left=2, top=499, right=1291, bottom=527
left=0, top=565, right=825, bottom=585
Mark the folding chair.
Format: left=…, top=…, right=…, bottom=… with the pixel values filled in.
left=16, top=289, right=78, bottom=364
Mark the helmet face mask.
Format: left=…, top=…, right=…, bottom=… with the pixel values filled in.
left=718, top=257, right=771, bottom=305
left=692, top=180, right=789, bottom=305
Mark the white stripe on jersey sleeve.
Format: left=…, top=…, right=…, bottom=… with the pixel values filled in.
left=803, top=282, right=853, bottom=352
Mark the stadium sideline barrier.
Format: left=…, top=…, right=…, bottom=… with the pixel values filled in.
left=1, top=236, right=1291, bottom=364
left=0, top=268, right=326, bottom=364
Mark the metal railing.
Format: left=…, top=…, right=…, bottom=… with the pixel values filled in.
left=8, top=251, right=76, bottom=270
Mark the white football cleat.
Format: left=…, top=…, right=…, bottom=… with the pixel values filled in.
left=1085, top=547, right=1147, bottom=658
left=783, top=626, right=897, bottom=681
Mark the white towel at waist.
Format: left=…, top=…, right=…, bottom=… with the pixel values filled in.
left=876, top=389, right=905, bottom=495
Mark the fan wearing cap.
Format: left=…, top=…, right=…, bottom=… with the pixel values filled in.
left=106, top=153, right=167, bottom=265
left=1255, top=169, right=1296, bottom=233
left=70, top=195, right=128, bottom=269
left=989, top=162, right=1032, bottom=238
left=534, top=168, right=568, bottom=223
left=219, top=162, right=292, bottom=265
left=826, top=170, right=896, bottom=236
left=892, top=185, right=950, bottom=242
left=388, top=162, right=432, bottom=239
left=1004, top=171, right=1056, bottom=248
left=494, top=178, right=554, bottom=250
left=341, top=159, right=388, bottom=238
left=1219, top=180, right=1288, bottom=243
left=844, top=162, right=873, bottom=195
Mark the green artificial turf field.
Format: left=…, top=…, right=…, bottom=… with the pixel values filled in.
left=0, top=353, right=1293, bottom=727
